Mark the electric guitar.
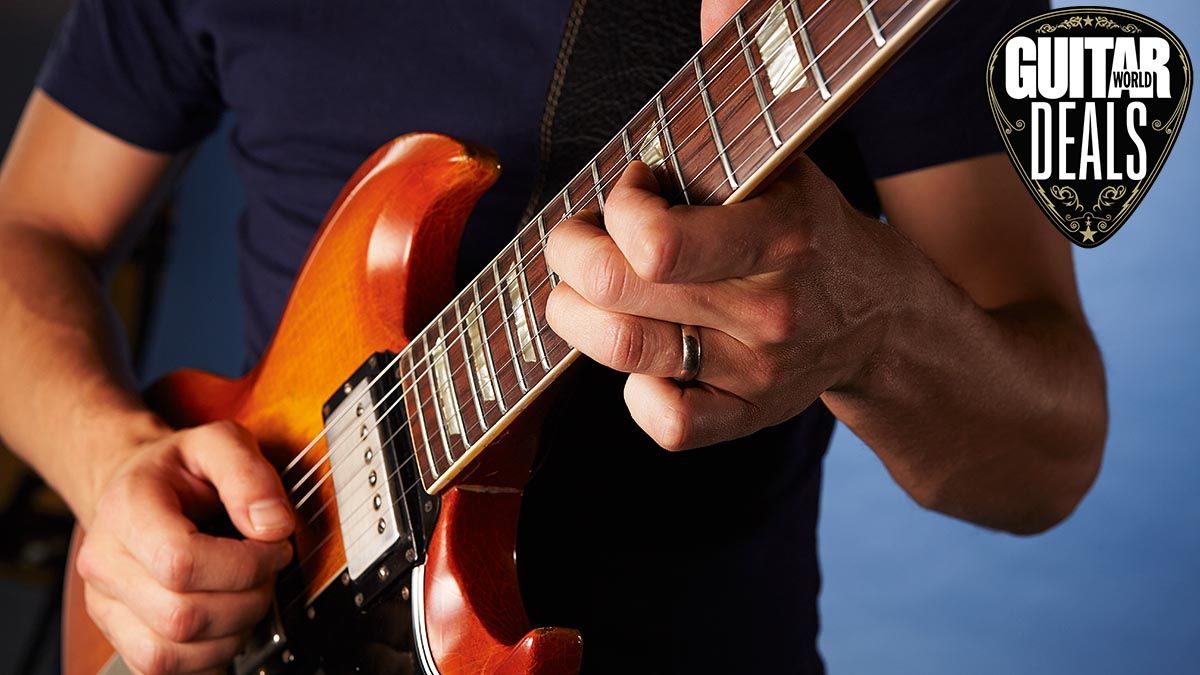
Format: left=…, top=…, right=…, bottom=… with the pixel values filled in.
left=63, top=0, right=954, bottom=672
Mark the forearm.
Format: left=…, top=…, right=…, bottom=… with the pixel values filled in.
left=823, top=229, right=1107, bottom=534
left=0, top=222, right=166, bottom=524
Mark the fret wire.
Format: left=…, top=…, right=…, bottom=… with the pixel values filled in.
left=693, top=56, right=739, bottom=190
left=282, top=0, right=872, bottom=505
left=513, top=235, right=552, bottom=370
left=289, top=327, right=572, bottom=597
left=654, top=94, right=691, bottom=204
left=860, top=0, right=887, bottom=47
left=438, top=0, right=903, bottom=465
left=403, top=351, right=438, bottom=478
left=621, top=128, right=634, bottom=161
left=492, top=260, right=528, bottom=393
left=286, top=0, right=839, bottom=485
left=283, top=4, right=891, bottom=564
left=292, top=0, right=902, bottom=557
left=789, top=0, right=832, bottom=100
left=348, top=0, right=854, bottom=461
left=471, top=283, right=507, bottom=413
left=590, top=161, right=606, bottom=210
left=421, top=333, right=455, bottom=463
left=535, top=215, right=559, bottom=288
left=562, top=189, right=572, bottom=218
left=452, top=300, right=488, bottom=430
left=697, top=0, right=903, bottom=203
left=736, top=13, right=783, bottom=148
left=411, top=0, right=887, bottom=468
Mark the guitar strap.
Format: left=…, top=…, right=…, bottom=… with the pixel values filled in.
left=520, top=0, right=704, bottom=223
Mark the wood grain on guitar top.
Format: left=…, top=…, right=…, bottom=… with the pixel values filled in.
left=63, top=133, right=581, bottom=674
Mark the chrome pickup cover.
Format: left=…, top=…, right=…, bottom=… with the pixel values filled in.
left=326, top=378, right=402, bottom=580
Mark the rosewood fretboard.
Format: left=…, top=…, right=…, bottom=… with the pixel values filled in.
left=398, top=0, right=954, bottom=492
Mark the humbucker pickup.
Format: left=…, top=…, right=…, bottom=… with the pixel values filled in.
left=320, top=354, right=437, bottom=598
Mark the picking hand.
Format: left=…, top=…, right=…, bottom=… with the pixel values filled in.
left=76, top=420, right=294, bottom=674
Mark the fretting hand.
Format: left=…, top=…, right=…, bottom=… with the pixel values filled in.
left=544, top=158, right=898, bottom=451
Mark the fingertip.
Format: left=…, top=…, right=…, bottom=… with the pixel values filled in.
left=621, top=160, right=663, bottom=194
left=274, top=540, right=294, bottom=571
left=246, top=498, right=294, bottom=540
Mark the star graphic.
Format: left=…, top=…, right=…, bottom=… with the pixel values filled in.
left=1083, top=16, right=1094, bottom=26
left=1080, top=226, right=1097, bottom=243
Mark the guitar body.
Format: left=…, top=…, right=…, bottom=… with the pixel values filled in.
left=62, top=133, right=582, bottom=674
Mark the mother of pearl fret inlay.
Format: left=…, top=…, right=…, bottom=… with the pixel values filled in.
left=513, top=238, right=551, bottom=369
left=429, top=331, right=460, bottom=451
left=503, top=263, right=539, bottom=366
left=491, top=263, right=527, bottom=392
left=736, top=13, right=783, bottom=148
left=754, top=1, right=809, bottom=96
left=429, top=333, right=464, bottom=442
left=638, top=122, right=667, bottom=168
left=466, top=292, right=503, bottom=407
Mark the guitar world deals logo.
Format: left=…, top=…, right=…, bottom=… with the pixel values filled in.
left=987, top=7, right=1191, bottom=247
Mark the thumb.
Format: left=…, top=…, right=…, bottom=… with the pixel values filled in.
left=178, top=420, right=295, bottom=542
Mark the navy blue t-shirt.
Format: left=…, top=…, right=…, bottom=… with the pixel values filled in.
left=38, top=1, right=1044, bottom=672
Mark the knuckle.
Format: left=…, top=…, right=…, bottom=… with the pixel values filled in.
left=161, top=596, right=202, bottom=642
left=75, top=543, right=99, bottom=581
left=588, top=245, right=629, bottom=307
left=605, top=316, right=646, bottom=373
left=131, top=638, right=175, bottom=675
left=656, top=406, right=691, bottom=452
left=194, top=419, right=251, bottom=449
left=631, top=223, right=681, bottom=282
left=757, top=296, right=800, bottom=345
left=151, top=540, right=195, bottom=592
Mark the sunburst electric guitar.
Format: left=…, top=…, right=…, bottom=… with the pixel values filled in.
left=63, top=0, right=954, bottom=672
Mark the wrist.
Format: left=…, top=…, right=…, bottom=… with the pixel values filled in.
left=831, top=212, right=936, bottom=396
left=66, top=407, right=172, bottom=528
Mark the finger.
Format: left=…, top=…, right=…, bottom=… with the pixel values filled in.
left=624, top=374, right=761, bottom=451
left=85, top=586, right=245, bottom=675
left=112, top=472, right=291, bottom=592
left=701, top=0, right=745, bottom=41
left=178, top=421, right=294, bottom=542
left=603, top=161, right=811, bottom=283
left=82, top=538, right=273, bottom=642
left=545, top=210, right=725, bottom=326
left=546, top=283, right=753, bottom=390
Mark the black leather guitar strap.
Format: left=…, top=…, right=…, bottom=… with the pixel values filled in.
left=521, top=0, right=704, bottom=223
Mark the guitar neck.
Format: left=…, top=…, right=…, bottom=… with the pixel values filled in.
left=400, top=0, right=954, bottom=492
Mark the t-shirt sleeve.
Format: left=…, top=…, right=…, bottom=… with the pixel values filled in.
left=843, top=0, right=1048, bottom=178
left=36, top=0, right=223, bottom=153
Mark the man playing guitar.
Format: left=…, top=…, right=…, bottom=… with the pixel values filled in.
left=0, top=0, right=1106, bottom=672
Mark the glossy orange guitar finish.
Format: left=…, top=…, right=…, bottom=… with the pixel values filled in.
left=62, top=133, right=582, bottom=674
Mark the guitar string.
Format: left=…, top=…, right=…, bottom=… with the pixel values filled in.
left=282, top=1, right=870, bottom=516
left=274, top=2, right=908, bottom=610
left=283, top=0, right=891, bottom=539
left=285, top=0, right=885, bottom=507
left=300, top=0, right=899, bottom=530
left=281, top=0, right=851, bottom=498
left=277, top=0, right=831, bottom=483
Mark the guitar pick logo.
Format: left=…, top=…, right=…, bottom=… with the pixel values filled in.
left=987, top=7, right=1191, bottom=247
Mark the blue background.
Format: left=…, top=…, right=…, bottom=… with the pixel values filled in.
left=134, top=1, right=1199, bottom=673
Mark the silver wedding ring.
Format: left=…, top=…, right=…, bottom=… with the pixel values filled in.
left=676, top=324, right=702, bottom=383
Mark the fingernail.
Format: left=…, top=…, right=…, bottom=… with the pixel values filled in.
left=248, top=499, right=293, bottom=534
